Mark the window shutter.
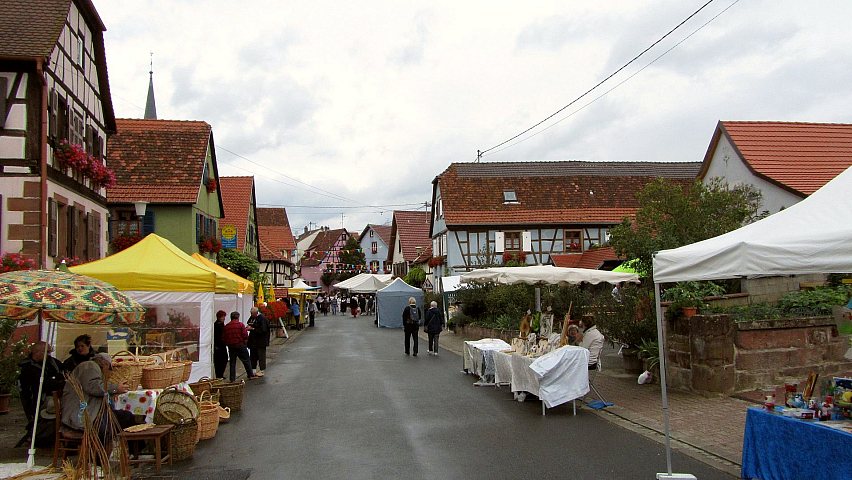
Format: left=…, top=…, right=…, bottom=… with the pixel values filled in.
left=0, top=78, right=6, bottom=129
left=86, top=212, right=95, bottom=260
left=196, top=213, right=202, bottom=243
left=85, top=125, right=93, bottom=153
left=76, top=209, right=85, bottom=258
left=48, top=90, right=57, bottom=139
left=494, top=231, right=505, bottom=253
left=142, top=210, right=155, bottom=235
left=522, top=231, right=532, bottom=252
left=92, top=212, right=101, bottom=258
left=48, top=199, right=58, bottom=257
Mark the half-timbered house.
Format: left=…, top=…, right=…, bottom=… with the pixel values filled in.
left=0, top=0, right=115, bottom=267
left=300, top=227, right=348, bottom=287
left=218, top=176, right=260, bottom=261
left=257, top=207, right=296, bottom=288
left=429, top=161, right=701, bottom=277
left=387, top=210, right=431, bottom=278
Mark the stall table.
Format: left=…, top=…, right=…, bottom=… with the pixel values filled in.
left=463, top=339, right=511, bottom=384
left=116, top=389, right=161, bottom=424
left=493, top=346, right=589, bottom=415
left=742, top=407, right=852, bottom=480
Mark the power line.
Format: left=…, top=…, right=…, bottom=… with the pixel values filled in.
left=486, top=0, right=740, bottom=158
left=258, top=202, right=426, bottom=209
left=478, top=0, right=718, bottom=160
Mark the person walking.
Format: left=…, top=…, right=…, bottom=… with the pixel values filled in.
left=366, top=295, right=375, bottom=315
left=247, top=307, right=270, bottom=376
left=213, top=310, right=228, bottom=379
left=291, top=299, right=301, bottom=330
left=307, top=298, right=318, bottom=327
left=423, top=301, right=444, bottom=356
left=402, top=297, right=422, bottom=356
left=330, top=295, right=339, bottom=315
left=358, top=294, right=367, bottom=316
left=223, top=311, right=256, bottom=381
left=349, top=296, right=359, bottom=318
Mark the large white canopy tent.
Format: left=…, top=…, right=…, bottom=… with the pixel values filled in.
left=334, top=273, right=392, bottom=292
left=651, top=166, right=852, bottom=476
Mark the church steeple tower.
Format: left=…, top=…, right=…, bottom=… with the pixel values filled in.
left=144, top=53, right=157, bottom=119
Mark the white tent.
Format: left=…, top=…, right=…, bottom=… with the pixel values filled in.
left=334, top=273, right=392, bottom=292
left=332, top=273, right=369, bottom=290
left=461, top=265, right=639, bottom=286
left=650, top=166, right=852, bottom=476
left=654, top=166, right=852, bottom=283
left=376, top=278, right=424, bottom=328
left=291, top=278, right=321, bottom=290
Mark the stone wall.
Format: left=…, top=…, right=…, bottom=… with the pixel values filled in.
left=741, top=274, right=827, bottom=304
left=666, top=314, right=852, bottom=394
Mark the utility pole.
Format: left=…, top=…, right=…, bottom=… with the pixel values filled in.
left=340, top=213, right=345, bottom=229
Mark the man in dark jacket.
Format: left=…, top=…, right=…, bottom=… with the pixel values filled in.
left=349, top=296, right=359, bottom=318
left=402, top=297, right=422, bottom=356
left=423, top=301, right=444, bottom=356
left=247, top=307, right=270, bottom=376
left=213, top=310, right=228, bottom=379
left=17, top=341, right=65, bottom=446
left=223, top=311, right=255, bottom=382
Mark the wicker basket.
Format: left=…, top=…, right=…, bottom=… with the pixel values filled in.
left=179, top=360, right=193, bottom=383
left=213, top=380, right=245, bottom=412
left=188, top=376, right=223, bottom=396
left=196, top=391, right=220, bottom=441
left=153, top=387, right=199, bottom=426
left=218, top=405, right=231, bottom=423
left=111, top=350, right=155, bottom=390
left=142, top=355, right=185, bottom=389
left=170, top=418, right=199, bottom=461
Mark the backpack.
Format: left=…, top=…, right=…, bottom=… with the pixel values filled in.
left=406, top=305, right=420, bottom=326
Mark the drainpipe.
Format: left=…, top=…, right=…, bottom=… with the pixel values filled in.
left=37, top=58, right=48, bottom=269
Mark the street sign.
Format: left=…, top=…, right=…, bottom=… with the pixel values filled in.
left=221, top=224, right=238, bottom=248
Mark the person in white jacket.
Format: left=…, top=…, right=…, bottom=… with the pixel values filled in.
left=578, top=318, right=604, bottom=370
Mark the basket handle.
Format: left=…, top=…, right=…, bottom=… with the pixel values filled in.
left=198, top=390, right=211, bottom=402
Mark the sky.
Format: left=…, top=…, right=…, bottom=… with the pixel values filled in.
left=92, top=0, right=852, bottom=234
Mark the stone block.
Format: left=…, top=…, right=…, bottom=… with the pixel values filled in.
left=22, top=181, right=40, bottom=197
left=8, top=223, right=39, bottom=241
left=666, top=366, right=692, bottom=391
left=692, top=363, right=735, bottom=393
left=7, top=197, right=39, bottom=212
left=737, top=329, right=806, bottom=349
left=735, top=370, right=776, bottom=392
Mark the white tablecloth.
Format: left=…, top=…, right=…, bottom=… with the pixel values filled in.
left=463, top=339, right=511, bottom=378
left=494, top=346, right=590, bottom=408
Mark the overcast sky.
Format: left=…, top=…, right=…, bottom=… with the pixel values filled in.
left=93, top=0, right=852, bottom=234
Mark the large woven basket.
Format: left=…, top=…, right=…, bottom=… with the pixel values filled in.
left=196, top=391, right=220, bottom=441
left=188, top=377, right=223, bottom=396
left=153, top=387, right=199, bottom=426
left=111, top=350, right=155, bottom=390
left=213, top=380, right=245, bottom=412
left=142, top=355, right=185, bottom=389
left=169, top=418, right=199, bottom=461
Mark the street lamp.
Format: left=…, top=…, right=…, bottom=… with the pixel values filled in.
left=134, top=201, right=148, bottom=234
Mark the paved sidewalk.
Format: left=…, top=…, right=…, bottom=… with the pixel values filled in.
left=428, top=329, right=748, bottom=478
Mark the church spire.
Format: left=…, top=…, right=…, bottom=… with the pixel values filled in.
left=144, top=52, right=157, bottom=119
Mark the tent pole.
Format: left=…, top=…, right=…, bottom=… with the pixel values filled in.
left=655, top=283, right=673, bottom=476
left=27, top=317, right=54, bottom=469
left=534, top=287, right=541, bottom=312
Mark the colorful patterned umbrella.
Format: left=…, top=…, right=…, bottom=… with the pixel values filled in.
left=0, top=269, right=145, bottom=325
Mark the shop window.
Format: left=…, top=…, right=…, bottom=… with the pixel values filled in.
left=565, top=229, right=583, bottom=253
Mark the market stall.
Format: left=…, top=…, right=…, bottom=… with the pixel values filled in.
left=496, top=345, right=590, bottom=412
left=376, top=278, right=423, bottom=328
left=70, top=234, right=240, bottom=382
left=653, top=166, right=852, bottom=478
left=286, top=279, right=320, bottom=329
left=191, top=253, right=255, bottom=319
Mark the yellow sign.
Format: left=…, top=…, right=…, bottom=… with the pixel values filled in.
left=221, top=225, right=237, bottom=249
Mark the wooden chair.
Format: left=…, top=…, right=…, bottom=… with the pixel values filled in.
left=52, top=391, right=83, bottom=467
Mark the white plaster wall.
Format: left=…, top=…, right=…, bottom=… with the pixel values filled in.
left=703, top=136, right=803, bottom=214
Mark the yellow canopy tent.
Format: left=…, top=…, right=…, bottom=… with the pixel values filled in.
left=71, top=234, right=238, bottom=293
left=69, top=234, right=240, bottom=381
left=191, top=253, right=254, bottom=294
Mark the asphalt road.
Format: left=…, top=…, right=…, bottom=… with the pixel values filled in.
left=181, top=315, right=733, bottom=480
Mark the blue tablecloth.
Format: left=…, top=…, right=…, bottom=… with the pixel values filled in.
left=741, top=407, right=852, bottom=480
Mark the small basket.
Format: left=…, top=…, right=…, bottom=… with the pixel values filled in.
left=170, top=418, right=199, bottom=461
left=188, top=376, right=223, bottom=396
left=213, top=380, right=245, bottom=412
left=111, top=350, right=155, bottom=390
left=218, top=405, right=231, bottom=423
left=153, top=387, right=199, bottom=425
left=196, top=391, right=220, bottom=441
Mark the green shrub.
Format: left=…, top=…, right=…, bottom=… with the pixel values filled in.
left=484, top=283, right=534, bottom=320
left=593, top=284, right=657, bottom=348
left=777, top=286, right=850, bottom=316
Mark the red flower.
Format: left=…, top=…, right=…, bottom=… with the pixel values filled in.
left=0, top=252, right=37, bottom=272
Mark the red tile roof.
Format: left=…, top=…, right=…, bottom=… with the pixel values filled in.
left=435, top=161, right=699, bottom=227
left=702, top=121, right=852, bottom=196
left=219, top=176, right=255, bottom=251
left=307, top=228, right=348, bottom=261
left=550, top=247, right=620, bottom=269
left=258, top=225, right=296, bottom=262
left=256, top=207, right=291, bottom=229
left=0, top=0, right=116, bottom=132
left=390, top=211, right=432, bottom=262
left=359, top=224, right=392, bottom=246
left=107, top=119, right=212, bottom=203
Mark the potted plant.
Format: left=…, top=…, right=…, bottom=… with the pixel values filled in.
left=663, top=281, right=725, bottom=319
left=0, top=317, right=30, bottom=413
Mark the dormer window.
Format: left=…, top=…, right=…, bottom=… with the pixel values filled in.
left=503, top=190, right=518, bottom=204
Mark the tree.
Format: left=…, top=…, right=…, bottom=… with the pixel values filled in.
left=609, top=178, right=763, bottom=279
left=218, top=249, right=259, bottom=279
left=338, top=237, right=366, bottom=269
